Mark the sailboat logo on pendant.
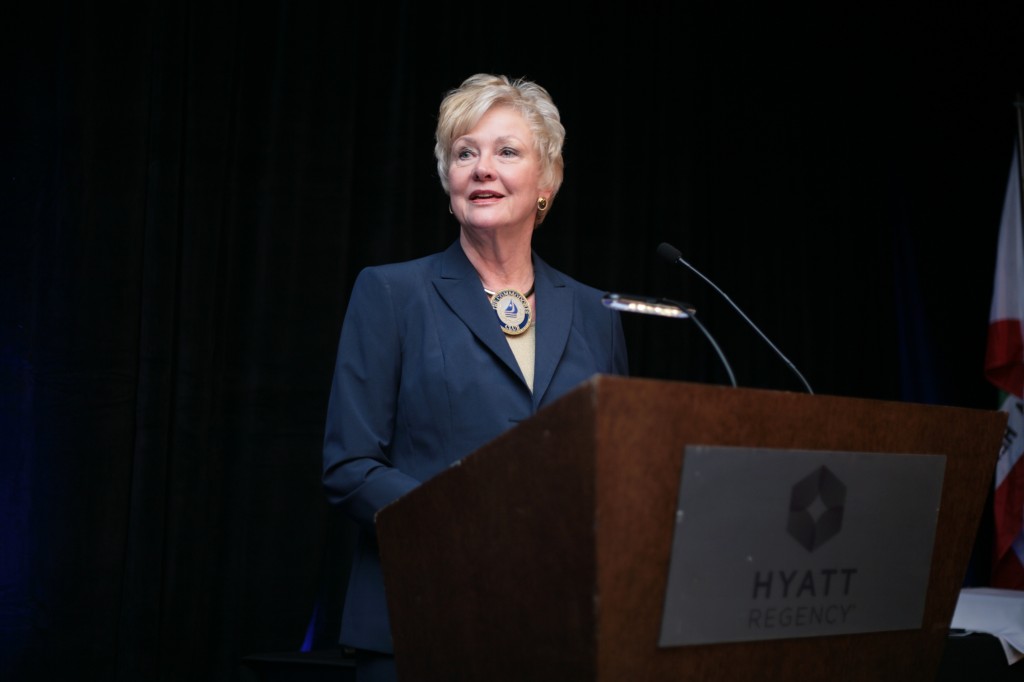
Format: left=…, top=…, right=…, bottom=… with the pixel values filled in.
left=490, top=289, right=532, bottom=336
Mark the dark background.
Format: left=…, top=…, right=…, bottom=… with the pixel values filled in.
left=3, top=1, right=1024, bottom=680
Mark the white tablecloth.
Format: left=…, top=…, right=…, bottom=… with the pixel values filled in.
left=950, top=587, right=1024, bottom=665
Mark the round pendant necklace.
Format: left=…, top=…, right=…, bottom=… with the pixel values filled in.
left=485, top=283, right=535, bottom=335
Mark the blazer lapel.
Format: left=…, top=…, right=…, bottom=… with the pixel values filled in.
left=433, top=242, right=524, bottom=381
left=531, top=256, right=572, bottom=405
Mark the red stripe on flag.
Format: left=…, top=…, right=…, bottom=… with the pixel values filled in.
left=991, top=547, right=1024, bottom=589
left=986, top=319, right=1024, bottom=399
left=993, top=451, right=1024, bottom=559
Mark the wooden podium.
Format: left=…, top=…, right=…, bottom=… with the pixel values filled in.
left=376, top=375, right=1007, bottom=681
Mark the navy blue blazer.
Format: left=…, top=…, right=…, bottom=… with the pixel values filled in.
left=322, top=240, right=628, bottom=653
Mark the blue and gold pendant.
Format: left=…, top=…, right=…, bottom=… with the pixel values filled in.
left=490, top=289, right=532, bottom=335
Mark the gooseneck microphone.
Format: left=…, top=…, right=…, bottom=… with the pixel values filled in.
left=656, top=242, right=814, bottom=394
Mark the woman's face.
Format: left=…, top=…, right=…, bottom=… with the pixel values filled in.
left=448, top=105, right=547, bottom=235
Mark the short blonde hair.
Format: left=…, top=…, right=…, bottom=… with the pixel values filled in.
left=434, top=74, right=565, bottom=224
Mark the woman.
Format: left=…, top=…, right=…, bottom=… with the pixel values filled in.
left=322, top=73, right=629, bottom=680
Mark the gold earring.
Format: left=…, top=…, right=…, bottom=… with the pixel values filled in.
left=537, top=196, right=548, bottom=212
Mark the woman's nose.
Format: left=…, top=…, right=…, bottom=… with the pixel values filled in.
left=472, top=154, right=495, bottom=181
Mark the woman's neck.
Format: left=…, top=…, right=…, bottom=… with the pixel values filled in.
left=460, top=229, right=534, bottom=293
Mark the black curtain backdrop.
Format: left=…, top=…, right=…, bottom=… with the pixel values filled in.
left=4, top=1, right=1024, bottom=680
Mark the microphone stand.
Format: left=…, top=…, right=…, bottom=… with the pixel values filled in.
left=678, top=303, right=739, bottom=389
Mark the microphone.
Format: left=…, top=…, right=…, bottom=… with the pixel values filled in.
left=602, top=292, right=737, bottom=388
left=656, top=242, right=814, bottom=394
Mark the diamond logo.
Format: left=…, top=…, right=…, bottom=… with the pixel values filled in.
left=787, top=465, right=845, bottom=552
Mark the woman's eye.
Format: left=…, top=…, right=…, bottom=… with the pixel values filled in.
left=455, top=148, right=474, bottom=161
left=499, top=147, right=519, bottom=158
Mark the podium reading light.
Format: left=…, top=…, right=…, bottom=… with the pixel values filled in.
left=601, top=293, right=694, bottom=319
left=602, top=292, right=737, bottom=389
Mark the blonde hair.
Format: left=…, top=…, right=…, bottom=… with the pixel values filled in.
left=434, top=74, right=565, bottom=224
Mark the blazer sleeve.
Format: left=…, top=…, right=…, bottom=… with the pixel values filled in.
left=322, top=267, right=421, bottom=531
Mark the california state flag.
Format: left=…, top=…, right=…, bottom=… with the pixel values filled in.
left=986, top=141, right=1024, bottom=588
